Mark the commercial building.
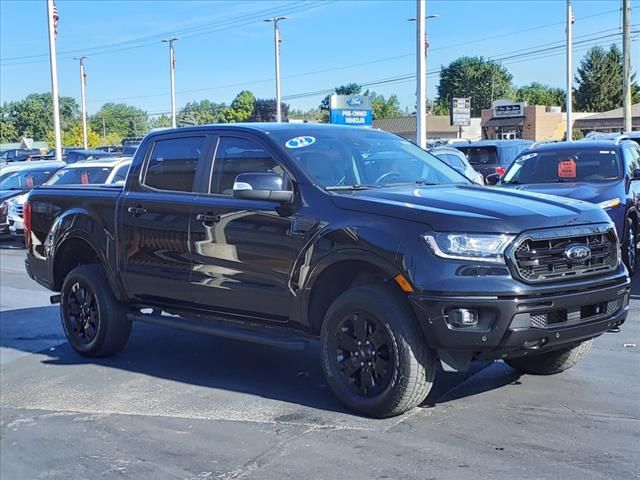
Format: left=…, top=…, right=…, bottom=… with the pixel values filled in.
left=372, top=115, right=481, bottom=141
left=573, top=103, right=640, bottom=133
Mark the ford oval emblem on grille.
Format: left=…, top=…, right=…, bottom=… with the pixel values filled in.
left=565, top=244, right=591, bottom=263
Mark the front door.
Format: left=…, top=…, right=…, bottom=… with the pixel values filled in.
left=120, top=133, right=212, bottom=306
left=189, top=134, right=300, bottom=322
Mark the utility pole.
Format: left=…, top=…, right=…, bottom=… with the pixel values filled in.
left=74, top=56, right=88, bottom=149
left=409, top=10, right=438, bottom=147
left=622, top=0, right=632, bottom=132
left=102, top=117, right=106, bottom=141
left=566, top=0, right=573, bottom=141
left=264, top=17, right=287, bottom=123
left=416, top=1, right=426, bottom=148
left=46, top=0, right=62, bottom=162
left=162, top=38, right=178, bottom=128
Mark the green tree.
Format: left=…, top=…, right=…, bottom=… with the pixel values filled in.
left=249, top=99, right=289, bottom=122
left=47, top=122, right=101, bottom=148
left=288, top=108, right=325, bottom=122
left=90, top=103, right=148, bottom=139
left=436, top=57, right=514, bottom=116
left=0, top=103, right=19, bottom=143
left=3, top=93, right=79, bottom=141
left=177, top=100, right=228, bottom=126
left=319, top=83, right=362, bottom=111
left=149, top=114, right=172, bottom=130
left=516, top=82, right=566, bottom=108
left=574, top=44, right=640, bottom=112
left=225, top=90, right=255, bottom=122
left=370, top=92, right=402, bottom=119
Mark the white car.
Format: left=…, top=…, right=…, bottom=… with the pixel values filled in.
left=7, top=157, right=131, bottom=239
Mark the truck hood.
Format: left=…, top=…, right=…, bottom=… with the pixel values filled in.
left=330, top=184, right=611, bottom=234
left=498, top=180, right=620, bottom=204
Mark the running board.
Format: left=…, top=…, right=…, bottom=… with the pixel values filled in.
left=127, top=311, right=310, bottom=351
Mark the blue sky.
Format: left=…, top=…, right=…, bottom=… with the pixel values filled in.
left=1, top=0, right=638, bottom=116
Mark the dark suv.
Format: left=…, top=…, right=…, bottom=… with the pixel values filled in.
left=490, top=138, right=640, bottom=275
left=453, top=139, right=533, bottom=178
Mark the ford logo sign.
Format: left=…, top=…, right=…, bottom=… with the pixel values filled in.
left=565, top=245, right=591, bottom=263
left=347, top=96, right=363, bottom=106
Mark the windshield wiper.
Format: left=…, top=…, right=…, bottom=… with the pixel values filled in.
left=325, top=184, right=381, bottom=191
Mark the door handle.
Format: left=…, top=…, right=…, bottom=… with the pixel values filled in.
left=196, top=213, right=220, bottom=226
left=127, top=206, right=147, bottom=217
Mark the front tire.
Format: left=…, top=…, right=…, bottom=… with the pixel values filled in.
left=505, top=340, right=592, bottom=375
left=622, top=216, right=638, bottom=276
left=61, top=264, right=131, bottom=357
left=320, top=285, right=436, bottom=418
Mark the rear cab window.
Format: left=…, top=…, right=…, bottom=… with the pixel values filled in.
left=457, top=147, right=499, bottom=166
left=143, top=136, right=207, bottom=192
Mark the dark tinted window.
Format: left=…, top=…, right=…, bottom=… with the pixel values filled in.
left=144, top=137, right=205, bottom=192
left=503, top=148, right=621, bottom=184
left=210, top=137, right=282, bottom=195
left=48, top=167, right=113, bottom=185
left=457, top=146, right=499, bottom=166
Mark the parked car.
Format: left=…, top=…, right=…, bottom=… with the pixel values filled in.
left=429, top=146, right=484, bottom=184
left=96, top=145, right=124, bottom=154
left=0, top=148, right=44, bottom=164
left=452, top=139, right=533, bottom=179
left=0, top=160, right=64, bottom=183
left=7, top=158, right=131, bottom=240
left=0, top=162, right=65, bottom=238
left=121, top=143, right=140, bottom=156
left=489, top=138, right=640, bottom=274
left=62, top=149, right=115, bottom=164
left=24, top=124, right=629, bottom=418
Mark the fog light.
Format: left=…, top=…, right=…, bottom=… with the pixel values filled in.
left=446, top=308, right=479, bottom=328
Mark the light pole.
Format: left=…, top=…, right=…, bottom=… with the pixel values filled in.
left=264, top=17, right=287, bottom=123
left=622, top=0, right=632, bottom=132
left=565, top=0, right=573, bottom=141
left=162, top=38, right=178, bottom=128
left=74, top=56, right=88, bottom=149
left=46, top=0, right=62, bottom=162
left=409, top=9, right=438, bottom=148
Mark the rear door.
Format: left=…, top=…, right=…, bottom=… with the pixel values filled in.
left=189, top=133, right=300, bottom=322
left=120, top=132, right=212, bottom=306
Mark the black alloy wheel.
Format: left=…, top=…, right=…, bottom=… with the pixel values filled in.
left=332, top=312, right=394, bottom=397
left=67, top=281, right=100, bottom=345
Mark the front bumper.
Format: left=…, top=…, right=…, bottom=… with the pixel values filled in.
left=409, top=275, right=630, bottom=369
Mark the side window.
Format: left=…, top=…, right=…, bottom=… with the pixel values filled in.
left=66, top=152, right=77, bottom=164
left=210, top=137, right=283, bottom=195
left=625, top=145, right=640, bottom=174
left=111, top=164, right=130, bottom=183
left=144, top=136, right=205, bottom=192
left=443, top=154, right=465, bottom=170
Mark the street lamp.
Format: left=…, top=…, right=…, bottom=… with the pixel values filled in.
left=73, top=56, right=88, bottom=149
left=409, top=11, right=439, bottom=148
left=162, top=38, right=178, bottom=128
left=264, top=17, right=287, bottom=123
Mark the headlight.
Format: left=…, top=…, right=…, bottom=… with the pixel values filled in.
left=0, top=201, right=7, bottom=216
left=423, top=233, right=515, bottom=264
left=596, top=198, right=622, bottom=210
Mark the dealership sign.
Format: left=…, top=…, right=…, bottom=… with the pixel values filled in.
left=494, top=102, right=525, bottom=118
left=330, top=95, right=373, bottom=126
left=450, top=97, right=471, bottom=126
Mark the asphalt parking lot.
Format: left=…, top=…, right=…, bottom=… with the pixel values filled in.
left=1, top=244, right=638, bottom=480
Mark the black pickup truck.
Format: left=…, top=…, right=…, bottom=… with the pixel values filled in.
left=24, top=124, right=631, bottom=417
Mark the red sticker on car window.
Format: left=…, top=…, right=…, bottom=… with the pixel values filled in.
left=80, top=171, right=89, bottom=184
left=26, top=175, right=34, bottom=187
left=558, top=159, right=577, bottom=178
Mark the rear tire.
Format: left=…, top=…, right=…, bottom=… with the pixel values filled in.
left=505, top=340, right=592, bottom=375
left=60, top=264, right=131, bottom=357
left=622, top=216, right=638, bottom=277
left=320, top=285, right=436, bottom=418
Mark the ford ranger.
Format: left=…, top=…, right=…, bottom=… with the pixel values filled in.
left=24, top=124, right=630, bottom=417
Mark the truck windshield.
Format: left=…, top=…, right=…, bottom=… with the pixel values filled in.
left=47, top=166, right=113, bottom=185
left=503, top=149, right=621, bottom=184
left=272, top=129, right=469, bottom=188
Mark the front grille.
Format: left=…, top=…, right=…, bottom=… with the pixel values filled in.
left=512, top=227, right=618, bottom=283
left=528, top=298, right=623, bottom=328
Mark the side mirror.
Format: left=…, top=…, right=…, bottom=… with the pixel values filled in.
left=485, top=173, right=500, bottom=186
left=633, top=168, right=640, bottom=180
left=233, top=172, right=293, bottom=203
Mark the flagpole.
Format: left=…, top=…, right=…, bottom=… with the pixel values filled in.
left=47, top=0, right=62, bottom=161
left=565, top=0, right=573, bottom=142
